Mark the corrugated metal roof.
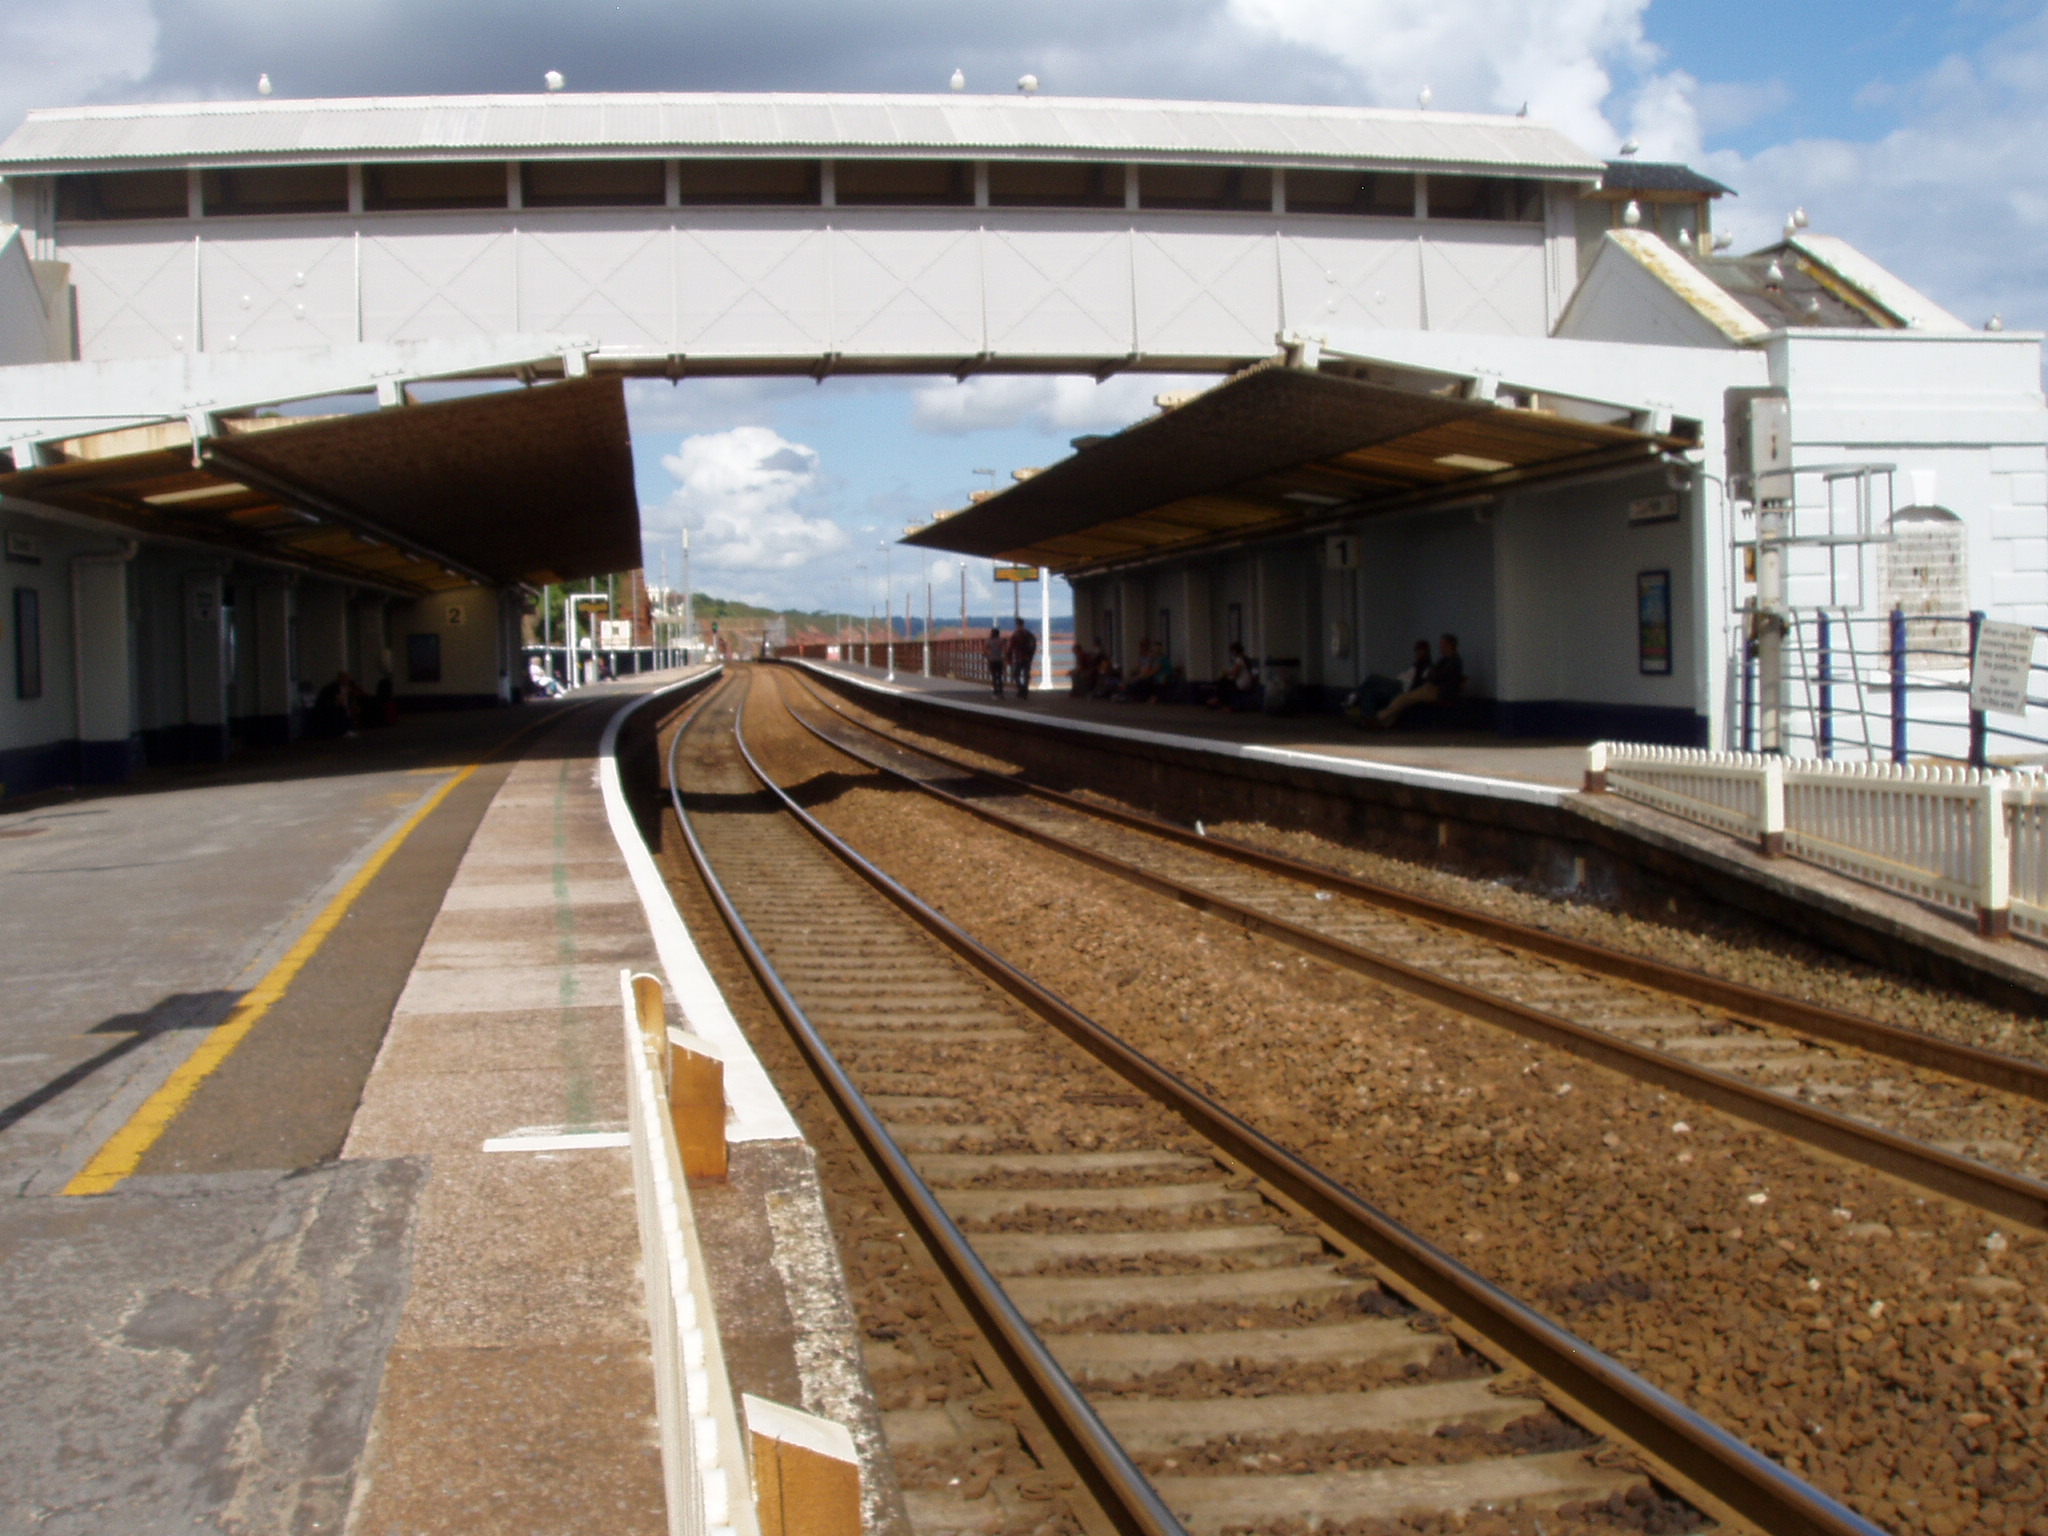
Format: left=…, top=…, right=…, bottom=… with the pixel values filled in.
left=905, top=363, right=1672, bottom=573
left=0, top=92, right=1604, bottom=178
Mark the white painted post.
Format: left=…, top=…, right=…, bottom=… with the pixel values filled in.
left=1979, top=778, right=2012, bottom=939
left=1584, top=741, right=1608, bottom=794
left=1759, top=757, right=1785, bottom=856
left=1040, top=567, right=1053, bottom=692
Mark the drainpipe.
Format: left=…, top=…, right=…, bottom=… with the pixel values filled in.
left=71, top=539, right=139, bottom=778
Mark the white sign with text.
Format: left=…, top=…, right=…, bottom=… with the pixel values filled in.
left=1971, top=620, right=2037, bottom=716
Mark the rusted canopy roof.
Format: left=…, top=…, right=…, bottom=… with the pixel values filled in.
left=904, top=364, right=1681, bottom=574
left=0, top=375, right=639, bottom=593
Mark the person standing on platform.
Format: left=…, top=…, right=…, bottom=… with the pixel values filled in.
left=1007, top=620, right=1039, bottom=700
left=985, top=626, right=1006, bottom=697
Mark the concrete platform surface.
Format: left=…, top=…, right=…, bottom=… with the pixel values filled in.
left=804, top=660, right=1587, bottom=790
left=0, top=673, right=696, bottom=1535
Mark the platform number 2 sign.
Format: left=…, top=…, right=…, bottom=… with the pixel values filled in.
left=444, top=604, right=465, bottom=626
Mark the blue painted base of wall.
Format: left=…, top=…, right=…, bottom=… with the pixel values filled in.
left=0, top=735, right=143, bottom=797
left=0, top=739, right=77, bottom=799
left=394, top=693, right=510, bottom=713
left=1497, top=700, right=1707, bottom=746
left=142, top=723, right=231, bottom=767
left=78, top=737, right=143, bottom=784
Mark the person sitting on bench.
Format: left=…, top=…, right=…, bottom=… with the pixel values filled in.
left=1345, top=639, right=1431, bottom=724
left=1208, top=642, right=1259, bottom=711
left=1376, top=633, right=1463, bottom=728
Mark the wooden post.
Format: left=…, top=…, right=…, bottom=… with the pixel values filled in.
left=631, top=972, right=665, bottom=1039
left=744, top=1395, right=861, bottom=1536
left=666, top=1026, right=727, bottom=1180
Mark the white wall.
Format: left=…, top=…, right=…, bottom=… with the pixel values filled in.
left=1349, top=511, right=1498, bottom=697
left=1493, top=466, right=1697, bottom=722
left=393, top=585, right=507, bottom=702
left=0, top=226, right=70, bottom=364
left=47, top=206, right=1559, bottom=371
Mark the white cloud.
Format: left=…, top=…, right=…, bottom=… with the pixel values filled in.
left=648, top=426, right=850, bottom=573
left=0, top=0, right=156, bottom=135
left=1701, top=12, right=2048, bottom=331
left=1227, top=0, right=1666, bottom=153
left=911, top=372, right=1219, bottom=435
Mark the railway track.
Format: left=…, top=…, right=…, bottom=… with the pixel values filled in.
left=666, top=669, right=1883, bottom=1536
left=780, top=666, right=2048, bottom=1233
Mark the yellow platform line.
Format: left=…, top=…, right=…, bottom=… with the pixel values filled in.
left=60, top=698, right=595, bottom=1197
left=61, top=763, right=480, bottom=1195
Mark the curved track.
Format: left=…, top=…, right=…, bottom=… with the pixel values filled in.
left=781, top=665, right=2048, bottom=1232
left=666, top=668, right=1883, bottom=1536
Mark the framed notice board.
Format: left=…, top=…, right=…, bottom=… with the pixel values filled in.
left=1637, top=569, right=1672, bottom=676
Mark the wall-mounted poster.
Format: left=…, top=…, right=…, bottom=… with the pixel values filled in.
left=1638, top=569, right=1672, bottom=676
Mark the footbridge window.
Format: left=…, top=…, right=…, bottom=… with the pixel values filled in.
left=521, top=159, right=665, bottom=208
left=673, top=158, right=820, bottom=205
left=55, top=170, right=187, bottom=222
left=988, top=161, right=1123, bottom=208
left=200, top=165, right=349, bottom=217
left=364, top=162, right=509, bottom=212
left=1426, top=176, right=1544, bottom=223
left=1285, top=169, right=1415, bottom=217
left=834, top=159, right=974, bottom=206
left=1137, top=164, right=1273, bottom=211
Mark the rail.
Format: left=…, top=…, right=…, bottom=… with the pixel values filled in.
left=666, top=681, right=1184, bottom=1536
left=1588, top=743, right=2037, bottom=939
left=723, top=668, right=1887, bottom=1536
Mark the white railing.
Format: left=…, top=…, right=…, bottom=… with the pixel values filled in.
left=1585, top=743, right=1782, bottom=848
left=620, top=969, right=758, bottom=1536
left=2009, top=783, right=2048, bottom=941
left=1588, top=742, right=2029, bottom=940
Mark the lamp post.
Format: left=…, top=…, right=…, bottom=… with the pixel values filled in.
left=567, top=593, right=607, bottom=689
left=882, top=540, right=895, bottom=681
left=855, top=562, right=869, bottom=664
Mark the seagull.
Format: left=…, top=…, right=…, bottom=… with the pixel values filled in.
left=949, top=68, right=965, bottom=91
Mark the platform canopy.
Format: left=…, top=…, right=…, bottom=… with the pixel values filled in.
left=0, top=374, right=638, bottom=594
left=903, top=362, right=1688, bottom=575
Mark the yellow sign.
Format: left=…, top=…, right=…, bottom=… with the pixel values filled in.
left=994, top=565, right=1041, bottom=582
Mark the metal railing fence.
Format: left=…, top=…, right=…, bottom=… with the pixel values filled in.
left=1745, top=608, right=2048, bottom=768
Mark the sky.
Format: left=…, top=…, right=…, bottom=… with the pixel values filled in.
left=5, top=0, right=2047, bottom=616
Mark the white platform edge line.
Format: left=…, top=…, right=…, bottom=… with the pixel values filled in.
left=482, top=1131, right=633, bottom=1152
left=599, top=668, right=803, bottom=1144
left=794, top=660, right=1570, bottom=808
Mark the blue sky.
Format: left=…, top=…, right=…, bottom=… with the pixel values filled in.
left=7, top=0, right=2048, bottom=614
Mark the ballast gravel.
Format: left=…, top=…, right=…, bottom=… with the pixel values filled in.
left=758, top=677, right=2048, bottom=1536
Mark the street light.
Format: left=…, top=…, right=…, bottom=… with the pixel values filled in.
left=881, top=539, right=895, bottom=681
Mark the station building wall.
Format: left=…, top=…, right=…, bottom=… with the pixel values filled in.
left=391, top=586, right=513, bottom=709
left=1492, top=466, right=1703, bottom=744
left=0, top=497, right=505, bottom=800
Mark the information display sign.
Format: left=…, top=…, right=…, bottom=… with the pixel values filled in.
left=993, top=566, right=1040, bottom=583
left=1971, top=620, right=2037, bottom=716
left=599, top=619, right=633, bottom=649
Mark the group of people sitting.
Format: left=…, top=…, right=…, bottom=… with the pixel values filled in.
left=1344, top=633, right=1464, bottom=729
left=1069, top=637, right=1179, bottom=702
left=983, top=621, right=1041, bottom=699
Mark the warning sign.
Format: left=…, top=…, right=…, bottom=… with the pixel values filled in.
left=1970, top=620, right=2038, bottom=716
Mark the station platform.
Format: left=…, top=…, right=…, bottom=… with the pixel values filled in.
left=0, top=665, right=874, bottom=1535
left=803, top=659, right=1586, bottom=800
